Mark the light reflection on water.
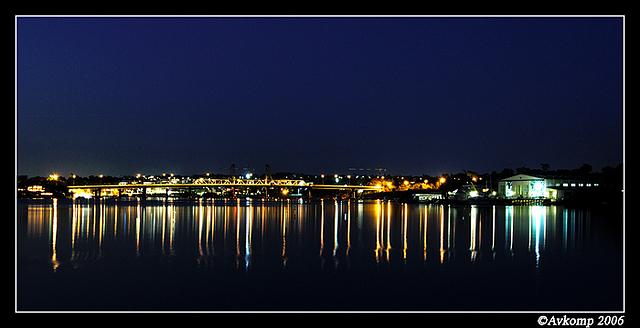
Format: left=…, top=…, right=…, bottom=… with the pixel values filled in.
left=17, top=198, right=622, bottom=311
left=19, top=198, right=610, bottom=272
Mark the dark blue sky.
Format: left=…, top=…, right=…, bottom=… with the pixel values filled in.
left=17, top=16, right=624, bottom=177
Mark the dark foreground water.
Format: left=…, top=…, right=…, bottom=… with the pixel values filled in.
left=17, top=198, right=623, bottom=311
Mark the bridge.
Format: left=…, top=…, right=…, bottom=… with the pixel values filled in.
left=67, top=178, right=383, bottom=197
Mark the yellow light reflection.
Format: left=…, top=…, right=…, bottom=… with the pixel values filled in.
left=198, top=199, right=204, bottom=261
left=51, top=199, right=59, bottom=272
left=403, top=203, right=408, bottom=262
left=439, top=205, right=445, bottom=263
left=136, top=199, right=141, bottom=256
left=423, top=205, right=428, bottom=262
left=320, top=199, right=325, bottom=257
left=386, top=201, right=391, bottom=262
left=375, top=200, right=382, bottom=265
left=169, top=199, right=175, bottom=256
left=236, top=198, right=242, bottom=267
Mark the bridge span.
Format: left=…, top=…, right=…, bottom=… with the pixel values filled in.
left=67, top=178, right=384, bottom=195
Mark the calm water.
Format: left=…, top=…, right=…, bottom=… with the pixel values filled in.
left=17, top=198, right=623, bottom=311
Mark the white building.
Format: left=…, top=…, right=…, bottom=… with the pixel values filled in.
left=498, top=174, right=547, bottom=199
left=498, top=174, right=600, bottom=200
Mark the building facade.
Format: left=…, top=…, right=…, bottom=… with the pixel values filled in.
left=498, top=174, right=547, bottom=199
left=498, top=174, right=600, bottom=200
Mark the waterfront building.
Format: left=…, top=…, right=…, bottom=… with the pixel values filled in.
left=411, top=190, right=443, bottom=202
left=498, top=174, right=600, bottom=200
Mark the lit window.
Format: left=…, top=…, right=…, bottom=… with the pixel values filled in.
left=530, top=181, right=545, bottom=198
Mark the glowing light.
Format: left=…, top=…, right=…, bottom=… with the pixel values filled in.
left=439, top=177, right=446, bottom=184
left=48, top=174, right=59, bottom=181
left=530, top=181, right=546, bottom=198
left=27, top=185, right=44, bottom=192
left=505, top=182, right=514, bottom=197
left=72, top=189, right=93, bottom=199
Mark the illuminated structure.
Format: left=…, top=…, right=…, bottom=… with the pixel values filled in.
left=68, top=177, right=383, bottom=198
left=498, top=174, right=546, bottom=199
left=498, top=174, right=600, bottom=200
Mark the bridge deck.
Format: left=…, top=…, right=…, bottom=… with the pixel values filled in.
left=67, top=180, right=382, bottom=191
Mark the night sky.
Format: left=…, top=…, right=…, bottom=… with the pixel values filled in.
left=16, top=16, right=624, bottom=177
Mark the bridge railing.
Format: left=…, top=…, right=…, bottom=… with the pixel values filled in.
left=193, top=178, right=308, bottom=187
left=67, top=179, right=384, bottom=191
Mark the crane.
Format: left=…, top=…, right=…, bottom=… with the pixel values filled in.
left=463, top=169, right=479, bottom=197
left=217, top=164, right=236, bottom=181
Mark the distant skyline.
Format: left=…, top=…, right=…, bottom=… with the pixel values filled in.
left=16, top=16, right=624, bottom=177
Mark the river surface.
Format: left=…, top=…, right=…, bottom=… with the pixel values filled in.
left=16, top=198, right=623, bottom=311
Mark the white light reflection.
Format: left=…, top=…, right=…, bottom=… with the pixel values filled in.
left=346, top=200, right=351, bottom=258
left=71, top=200, right=79, bottom=261
left=491, top=205, right=496, bottom=260
left=530, top=206, right=546, bottom=268
left=333, top=200, right=339, bottom=258
left=470, top=205, right=478, bottom=262
left=136, top=199, right=141, bottom=256
left=505, top=206, right=514, bottom=259
left=245, top=198, right=253, bottom=272
left=197, top=199, right=205, bottom=267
